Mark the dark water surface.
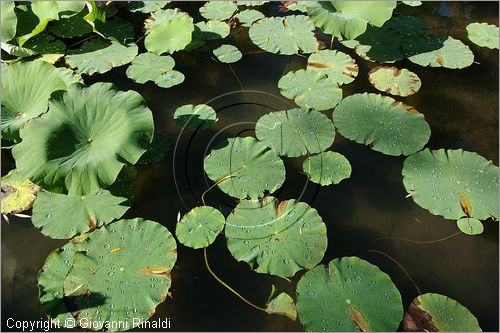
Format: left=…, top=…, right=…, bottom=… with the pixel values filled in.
left=2, top=1, right=499, bottom=331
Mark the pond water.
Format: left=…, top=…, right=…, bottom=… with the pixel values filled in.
left=2, top=1, right=499, bottom=331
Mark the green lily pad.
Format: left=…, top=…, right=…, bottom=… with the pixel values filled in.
left=332, top=93, right=431, bottom=156
left=466, top=22, right=499, bottom=49
left=204, top=137, right=285, bottom=199
left=279, top=69, right=342, bottom=111
left=456, top=218, right=484, bottom=236
left=1, top=1, right=17, bottom=42
left=235, top=9, right=264, bottom=27
left=368, top=66, right=421, bottom=97
left=176, top=206, right=225, bottom=249
left=0, top=170, right=40, bottom=215
left=126, top=52, right=184, bottom=88
left=307, top=50, right=359, bottom=85
left=402, top=1, right=422, bottom=6
left=255, top=108, right=335, bottom=157
left=303, top=152, right=351, bottom=186
left=237, top=1, right=268, bottom=6
left=402, top=293, right=481, bottom=331
left=225, top=197, right=327, bottom=277
left=213, top=44, right=242, bottom=63
left=306, top=1, right=397, bottom=39
left=284, top=1, right=308, bottom=13
left=408, top=36, right=474, bottom=69
left=266, top=288, right=297, bottom=320
left=47, top=9, right=93, bottom=38
left=32, top=190, right=129, bottom=239
left=199, top=1, right=237, bottom=20
left=13, top=82, right=154, bottom=195
left=174, top=104, right=217, bottom=128
left=385, top=15, right=427, bottom=36
left=63, top=218, right=177, bottom=331
left=249, top=16, right=318, bottom=55
left=95, top=17, right=135, bottom=45
left=296, top=256, right=403, bottom=332
left=402, top=148, right=499, bottom=221
left=137, top=134, right=170, bottom=165
left=22, top=32, right=66, bottom=54
left=127, top=1, right=170, bottom=13
left=196, top=20, right=230, bottom=40
left=144, top=9, right=194, bottom=55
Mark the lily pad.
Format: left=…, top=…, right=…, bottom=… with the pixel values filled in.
left=204, top=137, right=285, bottom=199
left=235, top=9, right=264, bottom=27
left=266, top=289, right=297, bottom=320
left=249, top=16, right=318, bottom=55
left=176, top=206, right=225, bottom=249
left=466, top=22, right=499, bottom=49
left=127, top=1, right=170, bottom=13
left=47, top=9, right=93, bottom=38
left=174, top=104, right=217, bottom=128
left=303, top=152, right=351, bottom=186
left=332, top=93, right=431, bottom=156
left=0, top=170, right=40, bottom=215
left=13, top=82, right=154, bottom=195
left=196, top=20, right=230, bottom=40
left=144, top=9, right=194, bottom=55
left=296, top=256, right=403, bottom=332
left=255, top=108, right=335, bottom=157
left=408, top=36, right=474, bottom=69
left=95, top=17, right=135, bottom=45
left=225, top=197, right=327, bottom=277
left=137, top=134, right=170, bottom=165
left=307, top=50, right=359, bottom=85
left=199, top=1, right=237, bottom=20
left=63, top=218, right=177, bottom=331
left=126, top=52, right=184, bottom=88
left=402, top=1, right=422, bottom=6
left=456, top=218, right=484, bottom=236
left=237, top=1, right=268, bottom=6
left=402, top=148, right=499, bottom=221
left=402, top=293, right=481, bottom=331
left=368, top=66, right=421, bottom=97
left=31, top=189, right=129, bottom=239
left=279, top=69, right=342, bottom=111
left=213, top=44, right=242, bottom=63
left=1, top=1, right=17, bottom=42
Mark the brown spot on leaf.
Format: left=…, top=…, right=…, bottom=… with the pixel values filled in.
left=308, top=62, right=330, bottom=69
left=277, top=200, right=288, bottom=217
left=138, top=268, right=171, bottom=276
left=110, top=247, right=124, bottom=253
left=402, top=298, right=439, bottom=332
left=459, top=192, right=472, bottom=217
left=436, top=53, right=445, bottom=66
left=88, top=213, right=96, bottom=230
left=15, top=112, right=26, bottom=120
left=282, top=18, right=289, bottom=28
left=349, top=306, right=369, bottom=332
left=344, top=65, right=359, bottom=77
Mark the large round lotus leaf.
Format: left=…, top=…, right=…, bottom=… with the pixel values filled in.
left=303, top=151, right=351, bottom=186
left=408, top=36, right=474, bottom=69
left=307, top=50, right=359, bottom=85
left=12, top=82, right=154, bottom=195
left=306, top=1, right=397, bottom=39
left=255, top=108, right=335, bottom=157
left=225, top=197, right=327, bottom=277
left=174, top=104, right=217, bottom=128
left=332, top=93, right=431, bottom=156
left=144, top=9, right=194, bottom=55
left=213, top=44, right=242, bottom=63
left=126, top=52, right=184, bottom=88
left=368, top=66, right=421, bottom=97
left=199, top=1, right=237, bottom=20
left=65, top=39, right=138, bottom=75
left=0, top=170, right=40, bottom=215
left=204, top=137, right=285, bottom=199
left=235, top=9, right=264, bottom=27
left=466, top=22, right=499, bottom=49
left=32, top=190, right=129, bottom=239
left=296, top=256, right=403, bottom=332
left=127, top=1, right=170, bottom=13
left=402, top=148, right=499, bottom=221
left=47, top=10, right=92, bottom=38
left=1, top=1, right=17, bottom=42
left=137, top=134, right=170, bottom=165
left=63, top=218, right=177, bottom=331
left=278, top=69, right=342, bottom=111
left=249, top=16, right=318, bottom=55
left=1, top=60, right=80, bottom=141
left=402, top=293, right=481, bottom=332
left=456, top=217, right=484, bottom=236
left=176, top=206, right=225, bottom=249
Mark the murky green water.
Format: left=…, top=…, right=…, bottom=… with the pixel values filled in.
left=2, top=1, right=498, bottom=331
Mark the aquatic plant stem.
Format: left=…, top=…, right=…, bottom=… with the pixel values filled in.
left=374, top=231, right=462, bottom=244
left=201, top=174, right=235, bottom=206
left=203, top=248, right=267, bottom=312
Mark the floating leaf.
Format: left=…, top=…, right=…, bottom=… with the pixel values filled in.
left=174, top=104, right=217, bottom=128
left=1, top=1, right=17, bottom=42
left=126, top=52, right=184, bottom=88
left=63, top=218, right=177, bottom=331
left=402, top=149, right=499, bottom=221
left=213, top=44, right=242, bottom=63
left=466, top=22, right=499, bottom=49
left=266, top=289, right=297, bottom=320
left=249, top=16, right=318, bottom=55
left=402, top=293, right=481, bottom=331
left=284, top=1, right=308, bottom=13
left=204, top=137, right=285, bottom=199
left=307, top=50, right=359, bottom=85
left=225, top=197, right=327, bottom=277
left=296, top=256, right=403, bottom=332
left=127, top=1, right=170, bottom=13
left=332, top=93, right=431, bottom=156
left=235, top=9, right=264, bottom=27
left=199, top=1, right=237, bottom=20
left=303, top=152, right=351, bottom=186
left=408, top=36, right=474, bottom=69
left=95, top=17, right=135, bottom=44
left=236, top=1, right=268, bottom=6
left=402, top=1, right=422, bottom=6
left=279, top=69, right=342, bottom=111
left=255, top=108, right=335, bottom=157
left=176, top=206, right=225, bottom=249
left=137, top=133, right=170, bottom=165
left=368, top=66, right=421, bottom=97
left=456, top=218, right=484, bottom=236
left=13, top=82, right=154, bottom=195
left=47, top=9, right=93, bottom=38
left=196, top=20, right=230, bottom=40
left=145, top=9, right=194, bottom=55
left=0, top=170, right=40, bottom=215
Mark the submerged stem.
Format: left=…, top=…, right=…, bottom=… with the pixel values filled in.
left=201, top=174, right=235, bottom=206
left=374, top=232, right=462, bottom=244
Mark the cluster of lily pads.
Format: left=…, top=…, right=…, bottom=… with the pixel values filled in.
left=0, top=0, right=498, bottom=331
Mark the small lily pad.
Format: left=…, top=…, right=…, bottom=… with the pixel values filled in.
left=408, top=36, right=474, bottom=69
left=174, top=104, right=217, bottom=128
left=196, top=20, right=230, bottom=40
left=235, top=9, right=264, bottom=27
left=1, top=170, right=40, bottom=215
left=199, top=1, right=237, bottom=20
left=213, top=44, right=242, bottom=63
left=456, top=218, right=484, bottom=235
left=176, top=206, right=225, bottom=249
left=368, top=66, right=421, bottom=97
left=402, top=1, right=422, bottom=6
left=466, top=22, right=499, bottom=49
left=303, top=152, right=351, bottom=186
left=144, top=9, right=194, bottom=55
left=126, top=52, right=184, bottom=88
left=237, top=1, right=268, bottom=6
left=266, top=289, right=297, bottom=320
left=307, top=49, right=359, bottom=85
left=127, top=1, right=170, bottom=13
